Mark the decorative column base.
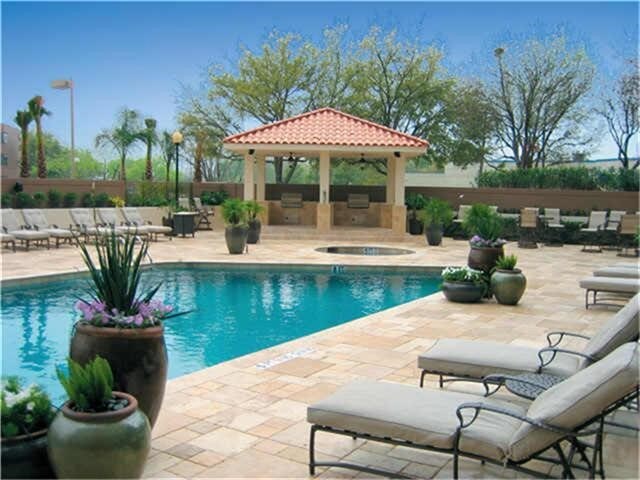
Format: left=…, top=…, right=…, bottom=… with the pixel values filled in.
left=391, top=205, right=406, bottom=235
left=317, top=203, right=333, bottom=233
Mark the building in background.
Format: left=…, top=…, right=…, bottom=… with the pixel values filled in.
left=1, top=124, right=20, bottom=178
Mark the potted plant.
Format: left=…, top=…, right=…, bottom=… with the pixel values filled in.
left=221, top=198, right=248, bottom=254
left=441, top=266, right=487, bottom=303
left=245, top=200, right=265, bottom=244
left=463, top=204, right=506, bottom=272
left=490, top=254, right=527, bottom=305
left=405, top=193, right=427, bottom=235
left=419, top=198, right=454, bottom=246
left=71, top=232, right=182, bottom=427
left=48, top=356, right=150, bottom=478
left=1, top=378, right=55, bottom=479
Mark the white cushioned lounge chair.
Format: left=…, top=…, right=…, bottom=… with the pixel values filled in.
left=97, top=208, right=147, bottom=237
left=121, top=207, right=172, bottom=241
left=308, top=343, right=638, bottom=479
left=1, top=232, right=16, bottom=252
left=593, top=265, right=639, bottom=279
left=22, top=209, right=75, bottom=248
left=69, top=208, right=117, bottom=240
left=581, top=211, right=608, bottom=252
left=1, top=209, right=50, bottom=251
left=580, top=276, right=640, bottom=308
left=418, top=294, right=638, bottom=386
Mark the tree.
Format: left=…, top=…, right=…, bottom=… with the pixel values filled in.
left=140, top=118, right=158, bottom=180
left=28, top=96, right=51, bottom=178
left=158, top=131, right=175, bottom=184
left=597, top=60, right=639, bottom=169
left=488, top=36, right=595, bottom=169
left=95, top=108, right=143, bottom=181
left=26, top=133, right=102, bottom=179
left=14, top=110, right=32, bottom=178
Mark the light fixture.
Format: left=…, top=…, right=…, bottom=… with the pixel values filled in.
left=171, top=131, right=183, bottom=145
left=393, top=151, right=401, bottom=158
left=51, top=78, right=76, bottom=178
left=359, top=153, right=366, bottom=170
left=287, top=152, right=295, bottom=163
left=248, top=148, right=255, bottom=155
left=172, top=130, right=183, bottom=204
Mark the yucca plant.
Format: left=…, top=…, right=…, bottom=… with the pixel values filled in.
left=244, top=200, right=264, bottom=221
left=221, top=198, right=247, bottom=226
left=57, top=356, right=114, bottom=412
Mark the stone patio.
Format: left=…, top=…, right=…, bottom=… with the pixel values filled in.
left=1, top=231, right=637, bottom=478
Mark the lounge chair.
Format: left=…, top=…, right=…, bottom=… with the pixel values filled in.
left=542, top=208, right=565, bottom=246
left=178, top=197, right=191, bottom=211
left=580, top=276, right=640, bottom=308
left=121, top=207, right=172, bottom=241
left=606, top=210, right=626, bottom=232
left=581, top=211, right=608, bottom=252
left=281, top=193, right=303, bottom=224
left=593, top=265, right=639, bottom=279
left=452, top=204, right=471, bottom=225
left=97, top=208, right=146, bottom=237
left=347, top=194, right=369, bottom=209
left=193, top=197, right=213, bottom=230
left=518, top=207, right=539, bottom=248
left=308, top=343, right=638, bottom=479
left=0, top=209, right=50, bottom=251
left=69, top=208, right=115, bottom=240
left=1, top=232, right=16, bottom=252
left=22, top=209, right=75, bottom=248
left=418, top=293, right=638, bottom=386
left=617, top=213, right=639, bottom=257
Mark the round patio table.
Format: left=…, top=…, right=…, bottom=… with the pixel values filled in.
left=504, top=372, right=564, bottom=400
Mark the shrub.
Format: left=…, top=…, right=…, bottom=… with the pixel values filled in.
left=63, top=192, right=77, bottom=208
left=419, top=198, right=453, bottom=226
left=405, top=193, right=427, bottom=215
left=201, top=191, right=229, bottom=205
left=463, top=204, right=505, bottom=246
left=1, top=376, right=54, bottom=438
left=47, top=189, right=62, bottom=208
left=14, top=192, right=34, bottom=209
left=244, top=200, right=264, bottom=221
left=57, top=356, right=114, bottom=412
left=495, top=254, right=518, bottom=270
left=131, top=182, right=169, bottom=207
left=110, top=196, right=125, bottom=208
left=32, top=192, right=47, bottom=208
left=81, top=192, right=95, bottom=208
left=221, top=198, right=247, bottom=226
left=94, top=192, right=111, bottom=207
left=0, top=193, right=12, bottom=208
left=11, top=182, right=23, bottom=194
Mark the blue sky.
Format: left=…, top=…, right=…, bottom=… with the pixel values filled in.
left=2, top=1, right=638, bottom=159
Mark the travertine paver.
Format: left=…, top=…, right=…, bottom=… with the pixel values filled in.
left=1, top=229, right=638, bottom=479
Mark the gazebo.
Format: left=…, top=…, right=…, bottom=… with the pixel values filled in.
left=222, top=107, right=429, bottom=235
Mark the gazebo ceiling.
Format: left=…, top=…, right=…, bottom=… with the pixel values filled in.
left=223, top=107, right=429, bottom=156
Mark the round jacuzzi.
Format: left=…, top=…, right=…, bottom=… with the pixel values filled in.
left=315, top=246, right=415, bottom=256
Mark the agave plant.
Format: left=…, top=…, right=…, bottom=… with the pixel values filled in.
left=57, top=356, right=114, bottom=412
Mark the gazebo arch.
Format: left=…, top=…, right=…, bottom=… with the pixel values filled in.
left=222, top=107, right=429, bottom=235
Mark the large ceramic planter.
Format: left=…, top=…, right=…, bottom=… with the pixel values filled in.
left=225, top=225, right=248, bottom=254
left=425, top=224, right=444, bottom=246
left=70, top=324, right=167, bottom=428
left=408, top=217, right=423, bottom=235
left=48, top=392, right=150, bottom=479
left=1, top=429, right=54, bottom=479
left=442, top=281, right=484, bottom=303
left=491, top=269, right=527, bottom=306
left=467, top=245, right=504, bottom=273
left=247, top=219, right=261, bottom=244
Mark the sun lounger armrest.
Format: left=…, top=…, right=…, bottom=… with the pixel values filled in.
left=480, top=373, right=554, bottom=397
left=546, top=331, right=591, bottom=347
left=537, top=347, right=596, bottom=370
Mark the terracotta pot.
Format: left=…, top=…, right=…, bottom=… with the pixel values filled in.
left=70, top=324, right=167, bottom=428
left=225, top=225, right=248, bottom=254
left=491, top=269, right=527, bottom=306
left=442, top=281, right=484, bottom=303
left=246, top=219, right=261, bottom=244
left=1, top=429, right=54, bottom=479
left=425, top=224, right=444, bottom=246
left=467, top=245, right=504, bottom=273
left=47, top=392, right=150, bottom=479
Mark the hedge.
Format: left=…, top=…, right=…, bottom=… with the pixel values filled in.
left=477, top=167, right=639, bottom=191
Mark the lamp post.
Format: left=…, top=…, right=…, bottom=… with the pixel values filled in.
left=51, top=79, right=76, bottom=178
left=171, top=131, right=183, bottom=204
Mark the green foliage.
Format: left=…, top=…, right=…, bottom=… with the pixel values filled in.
left=1, top=377, right=54, bottom=438
left=95, top=108, right=144, bottom=181
left=81, top=192, right=95, bottom=208
left=32, top=192, right=46, bottom=208
left=57, top=357, right=114, bottom=412
left=127, top=181, right=170, bottom=207
left=94, top=192, right=111, bottom=208
left=477, top=167, right=639, bottom=191
left=221, top=198, right=247, bottom=226
left=14, top=192, right=34, bottom=209
left=26, top=133, right=103, bottom=179
left=63, top=192, right=77, bottom=208
left=1, top=193, right=12, bottom=208
left=405, top=193, right=427, bottom=213
left=463, top=204, right=504, bottom=241
left=419, top=198, right=454, bottom=226
left=201, top=191, right=229, bottom=206
left=47, top=189, right=62, bottom=208
left=244, top=200, right=265, bottom=220
left=495, top=254, right=518, bottom=270
left=441, top=266, right=484, bottom=283
left=12, top=182, right=23, bottom=194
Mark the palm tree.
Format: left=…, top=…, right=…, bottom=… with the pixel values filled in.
left=141, top=118, right=158, bottom=180
left=28, top=96, right=51, bottom=178
left=14, top=110, right=32, bottom=177
left=95, top=108, right=143, bottom=181
left=158, top=130, right=174, bottom=184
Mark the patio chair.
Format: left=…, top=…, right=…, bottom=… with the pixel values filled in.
left=617, top=213, right=639, bottom=257
left=580, top=276, right=640, bottom=308
left=347, top=194, right=369, bottom=209
left=593, top=265, right=639, bottom=279
left=418, top=293, right=638, bottom=386
left=452, top=204, right=471, bottom=225
left=193, top=197, right=213, bottom=230
left=518, top=207, right=539, bottom=248
left=96, top=208, right=146, bottom=237
left=308, top=343, right=638, bottom=479
left=606, top=210, right=626, bottom=232
left=542, top=208, right=565, bottom=246
left=22, top=209, right=75, bottom=248
left=581, top=211, right=608, bottom=253
left=69, top=208, right=115, bottom=241
left=0, top=209, right=50, bottom=251
left=281, top=192, right=303, bottom=224
left=1, top=232, right=16, bottom=252
left=121, top=207, right=172, bottom=241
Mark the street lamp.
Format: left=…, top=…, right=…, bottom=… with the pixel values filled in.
left=171, top=131, right=183, bottom=204
left=51, top=79, right=76, bottom=178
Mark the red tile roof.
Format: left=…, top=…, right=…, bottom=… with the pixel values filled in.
left=223, top=107, right=428, bottom=149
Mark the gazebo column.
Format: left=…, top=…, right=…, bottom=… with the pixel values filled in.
left=391, top=155, right=406, bottom=235
left=317, top=151, right=332, bottom=232
left=243, top=153, right=255, bottom=200
left=255, top=154, right=269, bottom=225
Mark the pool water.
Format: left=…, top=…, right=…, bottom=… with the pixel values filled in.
left=1, top=264, right=440, bottom=403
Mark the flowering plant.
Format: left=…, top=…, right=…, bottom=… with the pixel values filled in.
left=441, top=266, right=485, bottom=283
left=469, top=235, right=507, bottom=248
left=1, top=377, right=54, bottom=438
left=76, top=299, right=173, bottom=328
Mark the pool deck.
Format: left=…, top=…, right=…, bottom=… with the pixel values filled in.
left=1, top=231, right=638, bottom=479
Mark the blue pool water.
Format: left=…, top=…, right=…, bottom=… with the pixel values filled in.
left=1, top=264, right=440, bottom=403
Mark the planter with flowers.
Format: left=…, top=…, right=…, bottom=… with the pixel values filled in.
left=71, top=232, right=181, bottom=427
left=462, top=204, right=506, bottom=272
left=48, top=356, right=150, bottom=478
left=491, top=254, right=527, bottom=305
left=441, top=266, right=487, bottom=303
left=1, top=378, right=55, bottom=479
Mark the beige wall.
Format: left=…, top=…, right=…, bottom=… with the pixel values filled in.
left=1, top=124, right=20, bottom=179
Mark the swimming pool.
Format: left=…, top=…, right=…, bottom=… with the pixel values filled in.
left=1, top=263, right=440, bottom=402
